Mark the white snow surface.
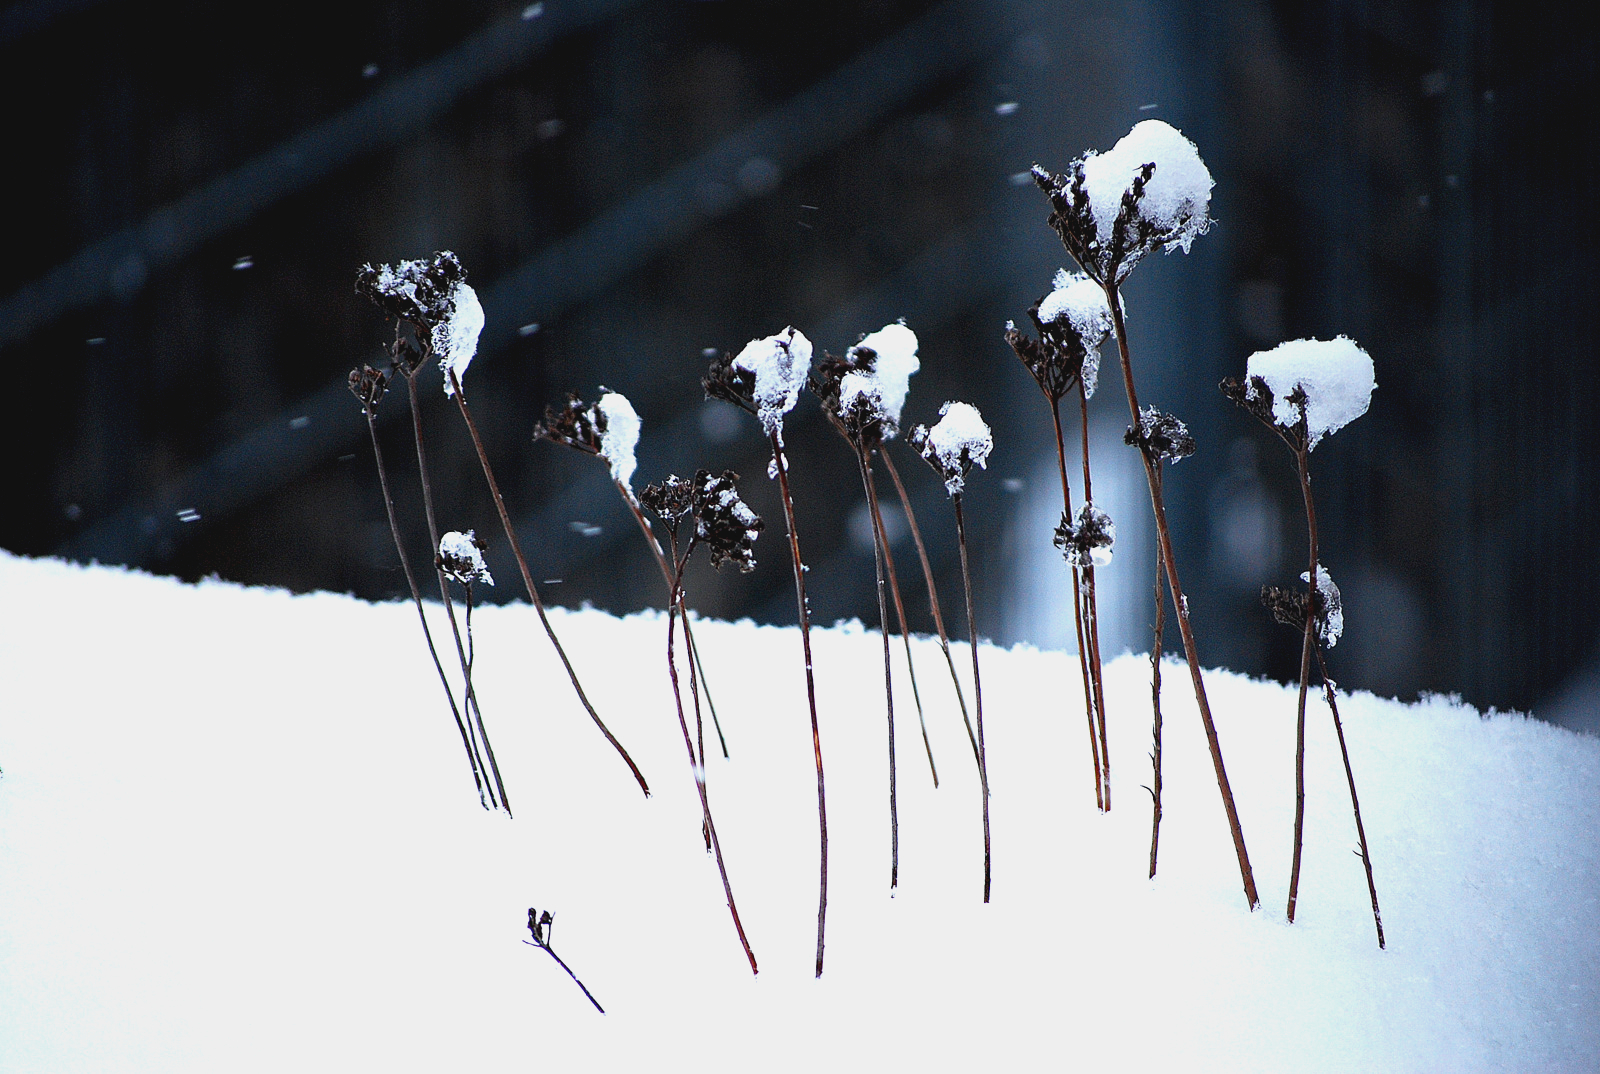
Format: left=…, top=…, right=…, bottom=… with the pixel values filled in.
left=1246, top=336, right=1376, bottom=450
left=1081, top=119, right=1214, bottom=255
left=595, top=392, right=641, bottom=490
left=436, top=282, right=485, bottom=398
left=844, top=322, right=920, bottom=435
left=1037, top=269, right=1112, bottom=398
left=1, top=551, right=1597, bottom=1073
left=924, top=401, right=993, bottom=495
left=732, top=326, right=811, bottom=437
left=439, top=530, right=493, bottom=587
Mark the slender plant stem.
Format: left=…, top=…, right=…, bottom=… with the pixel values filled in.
left=402, top=373, right=506, bottom=813
left=867, top=460, right=937, bottom=788
left=857, top=448, right=899, bottom=890
left=523, top=940, right=606, bottom=1014
left=952, top=495, right=992, bottom=903
left=1051, top=396, right=1104, bottom=812
left=881, top=448, right=978, bottom=769
left=1079, top=379, right=1111, bottom=810
left=1148, top=499, right=1167, bottom=879
left=1314, top=645, right=1386, bottom=949
left=446, top=371, right=650, bottom=797
left=667, top=550, right=758, bottom=974
left=769, top=429, right=828, bottom=978
left=363, top=410, right=489, bottom=808
left=1106, top=281, right=1259, bottom=910
left=618, top=481, right=729, bottom=758
left=1287, top=443, right=1317, bottom=924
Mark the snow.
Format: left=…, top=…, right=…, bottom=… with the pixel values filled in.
left=1303, top=564, right=1343, bottom=648
left=595, top=392, right=642, bottom=491
left=1036, top=270, right=1112, bottom=398
left=439, top=530, right=493, bottom=587
left=921, top=401, right=993, bottom=495
left=1, top=550, right=1597, bottom=1073
left=436, top=282, right=484, bottom=398
left=1081, top=119, right=1213, bottom=256
left=844, top=322, right=920, bottom=436
left=1246, top=337, right=1376, bottom=450
left=732, top=326, right=812, bottom=437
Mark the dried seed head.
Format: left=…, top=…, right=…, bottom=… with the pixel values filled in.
left=693, top=469, right=763, bottom=573
left=354, top=251, right=483, bottom=393
left=438, top=529, right=494, bottom=587
left=348, top=364, right=389, bottom=415
left=1125, top=405, right=1196, bottom=463
left=1054, top=503, right=1117, bottom=568
left=1261, top=565, right=1344, bottom=648
left=533, top=394, right=605, bottom=456
left=910, top=401, right=993, bottom=496
left=640, top=474, right=696, bottom=537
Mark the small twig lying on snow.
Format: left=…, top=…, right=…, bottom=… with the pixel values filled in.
left=524, top=908, right=605, bottom=1014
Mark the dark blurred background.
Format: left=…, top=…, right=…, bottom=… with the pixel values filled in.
left=2, top=0, right=1595, bottom=730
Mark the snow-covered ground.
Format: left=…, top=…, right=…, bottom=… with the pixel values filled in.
left=1, top=550, right=1596, bottom=1072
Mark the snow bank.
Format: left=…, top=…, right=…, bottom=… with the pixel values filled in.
left=0, top=551, right=1595, bottom=1072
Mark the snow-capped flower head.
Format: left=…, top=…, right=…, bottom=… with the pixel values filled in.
left=594, top=391, right=641, bottom=490
left=438, top=529, right=494, bottom=587
left=1032, top=120, right=1214, bottom=283
left=1054, top=503, right=1116, bottom=568
left=434, top=281, right=484, bottom=398
left=1033, top=269, right=1114, bottom=399
left=843, top=321, right=920, bottom=437
left=730, top=326, right=813, bottom=437
left=354, top=251, right=482, bottom=389
left=1242, top=337, right=1375, bottom=451
left=910, top=401, right=993, bottom=496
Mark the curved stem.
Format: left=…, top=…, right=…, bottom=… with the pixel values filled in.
left=1052, top=395, right=1103, bottom=812
left=1288, top=444, right=1318, bottom=923
left=1106, top=281, right=1259, bottom=910
left=953, top=495, right=992, bottom=903
left=868, top=460, right=937, bottom=788
left=448, top=371, right=649, bottom=797
left=857, top=448, right=899, bottom=890
left=1314, top=645, right=1385, bottom=949
left=1148, top=498, right=1167, bottom=879
left=1079, top=380, right=1111, bottom=810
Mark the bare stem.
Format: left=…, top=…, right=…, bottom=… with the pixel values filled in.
left=363, top=409, right=489, bottom=808
left=668, top=553, right=758, bottom=974
left=447, top=371, right=649, bottom=797
left=1051, top=396, right=1104, bottom=812
left=881, top=448, right=978, bottom=771
left=1079, top=379, right=1111, bottom=810
left=1287, top=443, right=1317, bottom=924
left=523, top=940, right=606, bottom=1014
left=857, top=448, right=899, bottom=890
left=1148, top=492, right=1167, bottom=879
left=868, top=460, right=938, bottom=788
left=952, top=495, right=992, bottom=903
left=1107, top=281, right=1259, bottom=910
left=768, top=429, right=829, bottom=978
left=1314, top=645, right=1386, bottom=949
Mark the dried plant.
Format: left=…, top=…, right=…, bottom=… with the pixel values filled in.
left=910, top=403, right=994, bottom=902
left=641, top=469, right=763, bottom=973
left=1032, top=121, right=1259, bottom=909
left=705, top=327, right=830, bottom=976
left=524, top=907, right=605, bottom=1014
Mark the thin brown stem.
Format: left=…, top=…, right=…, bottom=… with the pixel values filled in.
left=1052, top=396, right=1104, bottom=812
left=667, top=554, right=758, bottom=974
left=768, top=430, right=828, bottom=977
left=523, top=939, right=606, bottom=1014
left=1314, top=645, right=1386, bottom=949
left=1288, top=443, right=1319, bottom=924
left=447, top=371, right=649, bottom=797
left=1107, top=281, right=1259, bottom=910
left=1148, top=498, right=1167, bottom=879
left=951, top=495, right=992, bottom=903
left=857, top=448, right=899, bottom=890
left=363, top=409, right=489, bottom=808
left=1079, top=380, right=1111, bottom=810
left=868, top=461, right=937, bottom=788
left=881, top=448, right=978, bottom=770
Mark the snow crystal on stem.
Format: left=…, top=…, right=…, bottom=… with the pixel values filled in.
left=437, top=283, right=485, bottom=398
left=595, top=391, right=641, bottom=490
left=844, top=321, right=920, bottom=436
left=919, top=401, right=992, bottom=495
left=1083, top=119, right=1213, bottom=254
left=1037, top=270, right=1112, bottom=398
left=732, top=326, right=812, bottom=437
left=1301, top=564, right=1343, bottom=647
left=1246, top=336, right=1375, bottom=450
left=438, top=530, right=493, bottom=586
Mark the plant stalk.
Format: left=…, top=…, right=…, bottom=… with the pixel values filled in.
left=446, top=370, right=650, bottom=797
left=867, top=459, right=938, bottom=788
left=1051, top=395, right=1104, bottom=812
left=1079, top=379, right=1111, bottom=809
left=1287, top=444, right=1317, bottom=924
left=857, top=448, right=899, bottom=890
left=523, top=939, right=606, bottom=1014
left=1149, top=506, right=1167, bottom=879
left=1106, top=281, right=1259, bottom=910
left=952, top=495, right=992, bottom=903
left=1314, top=645, right=1386, bottom=949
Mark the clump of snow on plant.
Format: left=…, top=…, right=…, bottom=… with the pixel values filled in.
left=1302, top=564, right=1343, bottom=647
left=437, top=282, right=485, bottom=398
left=595, top=391, right=641, bottom=489
left=843, top=321, right=920, bottom=436
left=438, top=530, right=493, bottom=586
left=1037, top=270, right=1112, bottom=398
left=732, top=326, right=812, bottom=437
left=1246, top=336, right=1375, bottom=450
left=1082, top=119, right=1213, bottom=254
left=921, top=401, right=992, bottom=495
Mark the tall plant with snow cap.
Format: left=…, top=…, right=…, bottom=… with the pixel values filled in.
left=534, top=389, right=729, bottom=758
left=1031, top=120, right=1259, bottom=909
left=357, top=252, right=649, bottom=799
left=1006, top=269, right=1116, bottom=813
left=910, top=402, right=994, bottom=903
left=1222, top=336, right=1384, bottom=946
left=704, top=326, right=831, bottom=977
